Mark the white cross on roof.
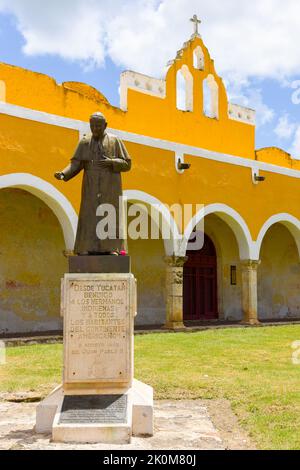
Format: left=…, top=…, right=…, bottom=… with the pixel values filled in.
left=190, top=14, right=201, bottom=36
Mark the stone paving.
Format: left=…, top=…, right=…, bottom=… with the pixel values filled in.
left=0, top=397, right=254, bottom=450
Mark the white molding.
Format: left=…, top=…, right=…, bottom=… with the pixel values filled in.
left=180, top=203, right=254, bottom=259
left=120, top=71, right=166, bottom=111
left=2, top=173, right=299, bottom=261
left=1, top=101, right=300, bottom=179
left=228, top=102, right=256, bottom=126
left=124, top=190, right=180, bottom=256
left=0, top=81, right=6, bottom=102
left=255, top=213, right=300, bottom=260
left=0, top=173, right=77, bottom=249
left=0, top=101, right=88, bottom=137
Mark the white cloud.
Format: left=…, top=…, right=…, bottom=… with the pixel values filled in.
left=0, top=0, right=118, bottom=68
left=0, top=0, right=299, bottom=126
left=244, top=89, right=275, bottom=127
left=270, top=112, right=300, bottom=158
left=272, top=113, right=300, bottom=158
left=0, top=0, right=299, bottom=80
left=291, top=80, right=300, bottom=105
left=275, top=114, right=296, bottom=140
left=290, top=126, right=300, bottom=159
left=225, top=79, right=275, bottom=128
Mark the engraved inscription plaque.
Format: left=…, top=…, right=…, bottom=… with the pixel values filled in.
left=64, top=276, right=132, bottom=384
left=59, top=395, right=127, bottom=424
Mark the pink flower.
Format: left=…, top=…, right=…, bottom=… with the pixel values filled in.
left=120, top=250, right=127, bottom=256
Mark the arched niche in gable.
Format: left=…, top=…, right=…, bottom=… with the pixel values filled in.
left=176, top=65, right=193, bottom=112
left=203, top=74, right=219, bottom=119
left=193, top=46, right=205, bottom=71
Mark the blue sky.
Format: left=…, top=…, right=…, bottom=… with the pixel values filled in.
left=0, top=0, right=299, bottom=156
left=0, top=12, right=121, bottom=105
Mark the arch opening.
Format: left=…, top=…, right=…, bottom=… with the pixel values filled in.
left=181, top=204, right=253, bottom=260
left=193, top=46, right=205, bottom=70
left=176, top=65, right=193, bottom=112
left=258, top=222, right=300, bottom=321
left=0, top=188, right=67, bottom=335
left=203, top=74, right=219, bottom=119
left=183, top=213, right=244, bottom=323
left=126, top=200, right=166, bottom=327
left=0, top=173, right=77, bottom=250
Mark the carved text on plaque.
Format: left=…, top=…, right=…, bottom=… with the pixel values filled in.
left=65, top=279, right=130, bottom=383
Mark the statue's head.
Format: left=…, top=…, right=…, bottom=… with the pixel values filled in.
left=90, top=112, right=107, bottom=139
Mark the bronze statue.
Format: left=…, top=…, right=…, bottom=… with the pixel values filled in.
left=55, top=112, right=131, bottom=255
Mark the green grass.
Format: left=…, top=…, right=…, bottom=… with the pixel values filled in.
left=1, top=325, right=300, bottom=449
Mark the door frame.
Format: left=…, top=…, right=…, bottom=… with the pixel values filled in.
left=183, top=233, right=219, bottom=321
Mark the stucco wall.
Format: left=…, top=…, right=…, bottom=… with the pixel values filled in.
left=1, top=30, right=300, bottom=331
left=258, top=224, right=300, bottom=320
left=0, top=188, right=67, bottom=335
left=128, top=234, right=166, bottom=327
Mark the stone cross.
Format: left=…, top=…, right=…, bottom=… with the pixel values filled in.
left=190, top=14, right=201, bottom=36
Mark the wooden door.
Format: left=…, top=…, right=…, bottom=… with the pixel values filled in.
left=183, top=234, right=218, bottom=321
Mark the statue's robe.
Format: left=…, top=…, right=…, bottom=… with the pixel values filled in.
left=62, top=132, right=131, bottom=254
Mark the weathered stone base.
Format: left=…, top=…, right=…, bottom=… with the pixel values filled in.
left=52, top=393, right=133, bottom=444
left=240, top=319, right=261, bottom=326
left=163, top=322, right=186, bottom=330
left=53, top=421, right=131, bottom=444
left=35, top=379, right=153, bottom=444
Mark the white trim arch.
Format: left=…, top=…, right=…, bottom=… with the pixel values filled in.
left=193, top=46, right=205, bottom=70
left=124, top=190, right=180, bottom=256
left=180, top=203, right=253, bottom=259
left=0, top=173, right=78, bottom=249
left=255, top=213, right=300, bottom=260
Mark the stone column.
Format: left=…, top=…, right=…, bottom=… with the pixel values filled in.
left=164, top=256, right=188, bottom=330
left=241, top=260, right=260, bottom=325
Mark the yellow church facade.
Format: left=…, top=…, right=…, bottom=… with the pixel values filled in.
left=1, top=28, right=300, bottom=335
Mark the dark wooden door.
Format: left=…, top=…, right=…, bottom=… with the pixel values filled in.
left=183, top=234, right=218, bottom=321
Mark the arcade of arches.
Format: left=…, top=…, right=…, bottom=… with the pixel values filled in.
left=1, top=25, right=300, bottom=335
left=1, top=190, right=300, bottom=335
left=165, top=216, right=300, bottom=329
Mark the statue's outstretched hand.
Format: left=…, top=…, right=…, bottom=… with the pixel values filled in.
left=54, top=171, right=65, bottom=180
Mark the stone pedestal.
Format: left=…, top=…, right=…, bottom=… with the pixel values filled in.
left=164, top=256, right=187, bottom=330
left=68, top=255, right=131, bottom=274
left=241, top=260, right=260, bottom=325
left=36, top=380, right=153, bottom=442
left=62, top=273, right=135, bottom=395
left=36, top=259, right=153, bottom=444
